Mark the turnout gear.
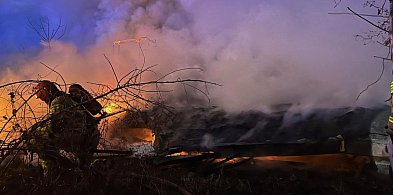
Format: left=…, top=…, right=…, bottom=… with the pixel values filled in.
left=387, top=80, right=393, bottom=180
left=31, top=80, right=101, bottom=176
left=391, top=80, right=393, bottom=95
left=387, top=80, right=393, bottom=137
left=69, top=83, right=103, bottom=115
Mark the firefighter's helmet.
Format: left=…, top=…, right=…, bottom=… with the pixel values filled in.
left=34, top=80, right=59, bottom=102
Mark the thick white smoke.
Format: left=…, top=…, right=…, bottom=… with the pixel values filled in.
left=0, top=0, right=390, bottom=113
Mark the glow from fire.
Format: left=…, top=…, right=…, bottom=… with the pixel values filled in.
left=0, top=90, right=47, bottom=142
left=132, top=128, right=155, bottom=143
left=103, top=102, right=118, bottom=114
left=161, top=153, right=374, bottom=173
left=254, top=154, right=372, bottom=172
left=168, top=151, right=208, bottom=156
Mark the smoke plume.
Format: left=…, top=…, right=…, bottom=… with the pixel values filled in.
left=0, top=0, right=390, bottom=113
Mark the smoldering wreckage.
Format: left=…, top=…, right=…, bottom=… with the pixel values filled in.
left=1, top=68, right=393, bottom=194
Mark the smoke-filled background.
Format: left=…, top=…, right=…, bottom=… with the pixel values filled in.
left=0, top=0, right=390, bottom=112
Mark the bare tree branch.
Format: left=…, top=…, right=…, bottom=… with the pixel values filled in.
left=347, top=7, right=389, bottom=33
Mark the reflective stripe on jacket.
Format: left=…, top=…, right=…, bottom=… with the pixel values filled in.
left=390, top=80, right=393, bottom=94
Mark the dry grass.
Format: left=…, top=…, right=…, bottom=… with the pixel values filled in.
left=1, top=156, right=393, bottom=195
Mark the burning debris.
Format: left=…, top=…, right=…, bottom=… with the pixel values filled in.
left=0, top=39, right=221, bottom=193
left=1, top=66, right=393, bottom=193
left=0, top=42, right=393, bottom=193
left=2, top=0, right=393, bottom=193
left=1, top=71, right=393, bottom=194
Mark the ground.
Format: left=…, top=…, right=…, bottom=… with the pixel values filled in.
left=1, top=155, right=393, bottom=195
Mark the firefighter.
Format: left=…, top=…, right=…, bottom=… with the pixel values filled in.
left=388, top=80, right=393, bottom=137
left=31, top=80, right=100, bottom=176
left=387, top=80, right=393, bottom=179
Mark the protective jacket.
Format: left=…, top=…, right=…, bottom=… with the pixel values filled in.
left=388, top=80, right=393, bottom=136
left=34, top=94, right=99, bottom=171
left=387, top=80, right=393, bottom=177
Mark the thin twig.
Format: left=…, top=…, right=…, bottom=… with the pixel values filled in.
left=328, top=12, right=388, bottom=18
left=0, top=80, right=39, bottom=89
left=103, top=54, right=120, bottom=87
left=40, top=62, right=67, bottom=91
left=347, top=7, right=389, bottom=33
left=355, top=53, right=389, bottom=102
